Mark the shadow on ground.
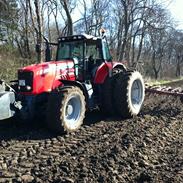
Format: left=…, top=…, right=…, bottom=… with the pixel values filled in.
left=0, top=110, right=123, bottom=142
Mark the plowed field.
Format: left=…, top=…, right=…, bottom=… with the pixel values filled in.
left=0, top=83, right=183, bottom=182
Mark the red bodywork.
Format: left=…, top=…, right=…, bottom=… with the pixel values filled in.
left=19, top=60, right=125, bottom=95
left=19, top=60, right=75, bottom=95
left=93, top=62, right=125, bottom=84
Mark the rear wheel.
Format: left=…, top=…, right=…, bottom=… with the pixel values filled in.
left=46, top=86, right=86, bottom=133
left=101, top=76, right=113, bottom=114
left=113, top=71, right=145, bottom=118
left=100, top=69, right=122, bottom=115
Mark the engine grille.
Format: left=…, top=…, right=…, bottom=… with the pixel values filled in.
left=18, top=71, right=33, bottom=92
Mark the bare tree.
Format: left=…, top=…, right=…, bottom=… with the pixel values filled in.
left=59, top=0, right=75, bottom=35
left=76, top=0, right=109, bottom=36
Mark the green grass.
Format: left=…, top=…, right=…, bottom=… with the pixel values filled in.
left=0, top=46, right=36, bottom=82
left=146, top=77, right=183, bottom=86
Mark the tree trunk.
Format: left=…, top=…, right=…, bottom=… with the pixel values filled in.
left=62, top=0, right=73, bottom=36
left=137, top=31, right=145, bottom=63
left=34, top=0, right=43, bottom=63
left=176, top=58, right=181, bottom=77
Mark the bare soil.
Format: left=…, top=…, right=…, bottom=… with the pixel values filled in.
left=0, top=83, right=183, bottom=182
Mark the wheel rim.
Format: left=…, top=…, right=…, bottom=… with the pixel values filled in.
left=65, top=95, right=81, bottom=129
left=131, top=79, right=143, bottom=109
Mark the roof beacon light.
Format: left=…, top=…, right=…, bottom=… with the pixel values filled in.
left=100, top=28, right=106, bottom=37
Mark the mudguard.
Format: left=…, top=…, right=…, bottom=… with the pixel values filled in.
left=93, top=62, right=126, bottom=84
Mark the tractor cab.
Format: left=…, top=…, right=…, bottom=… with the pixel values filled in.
left=56, top=34, right=112, bottom=81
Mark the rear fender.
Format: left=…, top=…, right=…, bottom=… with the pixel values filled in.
left=93, top=62, right=126, bottom=84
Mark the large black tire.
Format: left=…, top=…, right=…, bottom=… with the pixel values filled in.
left=113, top=71, right=145, bottom=118
left=46, top=86, right=86, bottom=133
left=101, top=69, right=122, bottom=115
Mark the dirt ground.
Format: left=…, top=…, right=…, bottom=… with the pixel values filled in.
left=0, top=82, right=183, bottom=182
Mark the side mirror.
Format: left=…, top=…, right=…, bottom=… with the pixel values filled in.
left=35, top=44, right=41, bottom=53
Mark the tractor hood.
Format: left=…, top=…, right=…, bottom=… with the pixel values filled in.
left=20, top=62, right=53, bottom=71
left=19, top=60, right=75, bottom=73
left=18, top=60, right=76, bottom=95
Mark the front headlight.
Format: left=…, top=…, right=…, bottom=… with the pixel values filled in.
left=26, top=86, right=32, bottom=91
left=18, top=71, right=33, bottom=92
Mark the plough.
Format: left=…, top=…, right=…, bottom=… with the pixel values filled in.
left=145, top=84, right=183, bottom=100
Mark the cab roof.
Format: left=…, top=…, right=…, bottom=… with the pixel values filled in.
left=58, top=34, right=102, bottom=42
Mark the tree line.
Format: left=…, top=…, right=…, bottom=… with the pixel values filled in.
left=1, top=0, right=183, bottom=79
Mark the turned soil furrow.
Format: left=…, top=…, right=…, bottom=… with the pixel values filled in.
left=0, top=83, right=183, bottom=182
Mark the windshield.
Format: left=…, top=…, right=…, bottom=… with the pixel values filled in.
left=57, top=41, right=84, bottom=61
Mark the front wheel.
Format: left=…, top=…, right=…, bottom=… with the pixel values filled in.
left=113, top=71, right=145, bottom=118
left=46, top=86, right=86, bottom=133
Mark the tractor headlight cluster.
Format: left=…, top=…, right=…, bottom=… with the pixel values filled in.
left=26, top=86, right=32, bottom=91
left=18, top=71, right=33, bottom=92
left=18, top=83, right=32, bottom=91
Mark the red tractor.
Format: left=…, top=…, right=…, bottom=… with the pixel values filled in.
left=0, top=33, right=145, bottom=132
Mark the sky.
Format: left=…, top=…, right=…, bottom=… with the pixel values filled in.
left=167, top=0, right=183, bottom=29
left=72, top=0, right=183, bottom=30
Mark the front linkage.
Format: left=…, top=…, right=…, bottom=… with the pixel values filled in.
left=0, top=80, right=48, bottom=121
left=0, top=80, right=17, bottom=120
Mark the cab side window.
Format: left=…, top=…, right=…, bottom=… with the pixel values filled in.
left=86, top=44, right=102, bottom=60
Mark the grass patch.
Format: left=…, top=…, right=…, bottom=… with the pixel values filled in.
left=146, top=77, right=183, bottom=86
left=0, top=46, right=36, bottom=82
